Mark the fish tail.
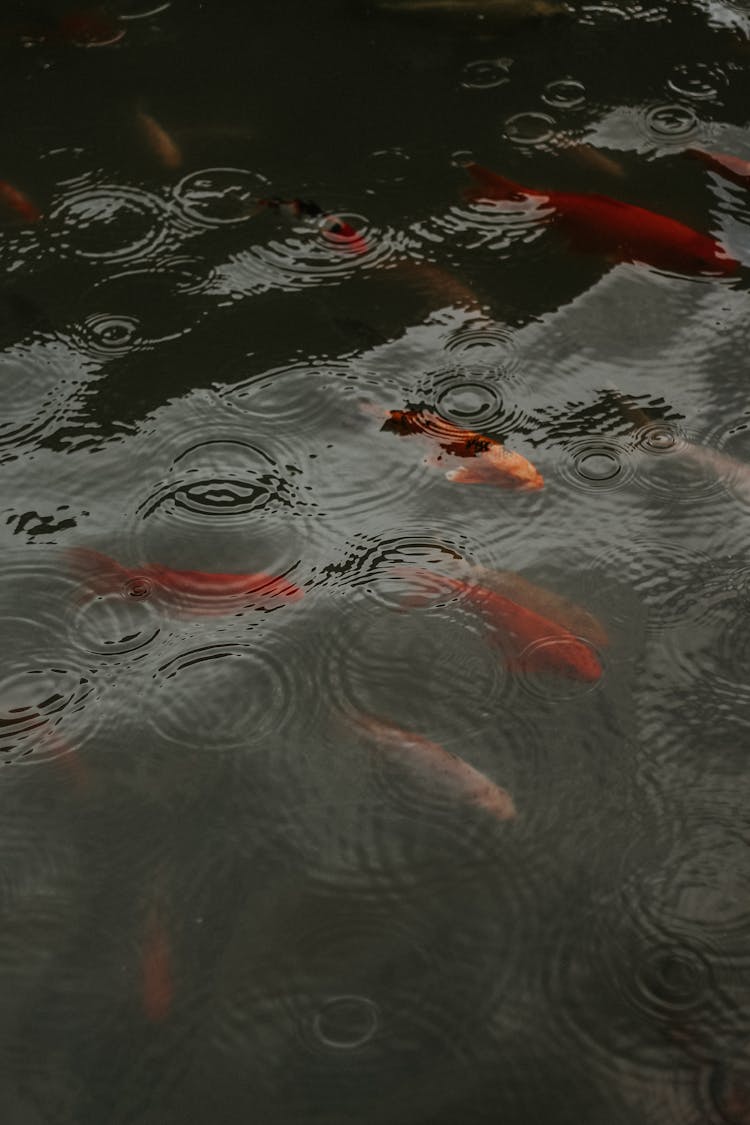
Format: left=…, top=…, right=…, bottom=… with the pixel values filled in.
left=66, top=546, right=129, bottom=598
left=464, top=163, right=527, bottom=202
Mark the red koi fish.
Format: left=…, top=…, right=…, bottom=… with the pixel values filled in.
left=352, top=712, right=517, bottom=821
left=467, top=565, right=609, bottom=649
left=372, top=404, right=543, bottom=490
left=67, top=546, right=303, bottom=617
left=0, top=181, right=41, bottom=223
left=141, top=903, right=173, bottom=1024
left=135, top=107, right=183, bottom=171
left=395, top=566, right=603, bottom=681
left=464, top=162, right=739, bottom=275
left=685, top=147, right=750, bottom=190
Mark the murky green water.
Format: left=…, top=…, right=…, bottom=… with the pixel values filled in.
left=2, top=1, right=750, bottom=1122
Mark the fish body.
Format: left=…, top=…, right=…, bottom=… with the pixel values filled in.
left=141, top=906, right=172, bottom=1024
left=468, top=565, right=609, bottom=649
left=686, top=147, right=750, bottom=190
left=353, top=712, right=517, bottom=821
left=396, top=566, right=603, bottom=681
left=67, top=547, right=303, bottom=616
left=0, top=181, right=41, bottom=223
left=378, top=406, right=543, bottom=490
left=135, top=109, right=183, bottom=171
left=464, top=162, right=739, bottom=275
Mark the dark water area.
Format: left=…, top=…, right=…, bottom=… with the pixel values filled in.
left=2, top=0, right=750, bottom=1122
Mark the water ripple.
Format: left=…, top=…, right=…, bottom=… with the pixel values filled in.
left=634, top=422, right=735, bottom=504
left=558, top=435, right=636, bottom=493
left=144, top=636, right=308, bottom=753
left=504, top=112, right=558, bottom=148
left=172, top=167, right=269, bottom=227
left=49, top=181, right=171, bottom=263
left=0, top=555, right=100, bottom=763
left=0, top=343, right=88, bottom=459
left=460, top=57, right=513, bottom=90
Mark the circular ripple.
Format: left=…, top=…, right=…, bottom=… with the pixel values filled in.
left=504, top=112, right=557, bottom=146
left=118, top=1, right=171, bottom=17
left=586, top=539, right=715, bottom=633
left=49, top=182, right=169, bottom=263
left=543, top=78, right=586, bottom=108
left=319, top=590, right=509, bottom=734
left=76, top=312, right=140, bottom=359
left=644, top=103, right=699, bottom=140
left=634, top=424, right=731, bottom=504
left=633, top=946, right=714, bottom=1017
left=365, top=147, right=411, bottom=184
left=412, top=366, right=522, bottom=434
left=703, top=416, right=750, bottom=508
left=172, top=167, right=269, bottom=227
left=443, top=321, right=521, bottom=381
left=558, top=436, right=635, bottom=493
left=667, top=62, right=725, bottom=102
left=0, top=346, right=75, bottom=455
left=71, top=592, right=161, bottom=662
left=145, top=640, right=304, bottom=753
left=512, top=635, right=604, bottom=702
left=312, top=996, right=380, bottom=1049
left=460, top=57, right=513, bottom=90
left=136, top=438, right=302, bottom=531
left=73, top=261, right=208, bottom=354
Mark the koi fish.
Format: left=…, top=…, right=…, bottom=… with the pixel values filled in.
left=372, top=404, right=543, bottom=490
left=467, top=565, right=609, bottom=649
left=352, top=712, right=517, bottom=821
left=394, top=566, right=603, bottom=681
left=608, top=389, right=750, bottom=502
left=141, top=903, right=172, bottom=1024
left=464, top=162, right=739, bottom=275
left=562, top=142, right=626, bottom=180
left=0, top=181, right=41, bottom=224
left=135, top=108, right=183, bottom=171
left=685, top=147, right=750, bottom=190
left=56, top=8, right=125, bottom=47
left=257, top=197, right=370, bottom=255
left=67, top=546, right=303, bottom=617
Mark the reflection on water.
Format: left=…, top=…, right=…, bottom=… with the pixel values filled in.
left=1, top=0, right=750, bottom=1122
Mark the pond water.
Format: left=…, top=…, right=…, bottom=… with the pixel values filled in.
left=2, top=1, right=750, bottom=1122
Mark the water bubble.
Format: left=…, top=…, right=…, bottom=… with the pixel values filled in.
left=543, top=78, right=586, bottom=108
left=312, top=996, right=380, bottom=1049
left=645, top=103, right=699, bottom=139
left=173, top=167, right=268, bottom=227
left=667, top=61, right=725, bottom=102
left=461, top=57, right=513, bottom=90
left=504, top=112, right=557, bottom=146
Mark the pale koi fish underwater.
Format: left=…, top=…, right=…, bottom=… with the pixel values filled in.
left=2, top=1, right=750, bottom=1122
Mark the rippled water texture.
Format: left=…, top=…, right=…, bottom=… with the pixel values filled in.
left=1, top=0, right=750, bottom=1122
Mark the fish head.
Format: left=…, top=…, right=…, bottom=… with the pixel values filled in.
left=446, top=444, right=543, bottom=490
left=320, top=215, right=370, bottom=255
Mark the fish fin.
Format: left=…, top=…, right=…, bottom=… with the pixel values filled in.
left=464, top=163, right=527, bottom=201
left=66, top=546, right=128, bottom=597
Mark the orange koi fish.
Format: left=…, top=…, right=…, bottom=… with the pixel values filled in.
left=685, top=147, right=750, bottom=190
left=395, top=566, right=603, bottom=681
left=352, top=712, right=517, bottom=821
left=464, top=162, right=739, bottom=275
left=562, top=142, right=626, bottom=180
left=467, top=565, right=609, bottom=649
left=373, top=404, right=543, bottom=490
left=135, top=108, right=183, bottom=171
left=67, top=546, right=303, bottom=617
left=141, top=903, right=173, bottom=1024
left=0, top=181, right=41, bottom=223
